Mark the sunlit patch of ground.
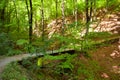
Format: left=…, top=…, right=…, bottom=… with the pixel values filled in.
left=92, top=12, right=120, bottom=34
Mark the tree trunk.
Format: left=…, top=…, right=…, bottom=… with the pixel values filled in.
left=25, top=0, right=33, bottom=44
left=0, top=1, right=7, bottom=31
left=106, top=0, right=108, bottom=12
left=85, top=0, right=93, bottom=37
left=93, top=0, right=96, bottom=21
left=85, top=0, right=90, bottom=37
left=90, top=0, right=93, bottom=21
left=55, top=0, right=58, bottom=23
left=13, top=0, right=20, bottom=32
left=74, top=0, right=78, bottom=28
left=41, top=0, right=44, bottom=42
left=29, top=0, right=33, bottom=44
left=61, top=0, right=65, bottom=34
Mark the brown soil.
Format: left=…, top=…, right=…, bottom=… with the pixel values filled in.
left=90, top=40, right=120, bottom=80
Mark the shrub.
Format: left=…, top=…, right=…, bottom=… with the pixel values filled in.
left=0, top=32, right=14, bottom=55
left=1, top=62, right=30, bottom=80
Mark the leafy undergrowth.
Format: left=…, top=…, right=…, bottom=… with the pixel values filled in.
left=2, top=40, right=120, bottom=80
left=1, top=33, right=120, bottom=80
left=1, top=62, right=31, bottom=80
left=86, top=32, right=119, bottom=41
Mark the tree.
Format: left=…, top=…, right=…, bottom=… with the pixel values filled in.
left=0, top=0, right=8, bottom=32
left=29, top=0, right=33, bottom=44
left=55, top=0, right=58, bottom=23
left=93, top=0, right=96, bottom=21
left=74, top=0, right=78, bottom=28
left=13, top=0, right=20, bottom=32
left=85, top=0, right=93, bottom=37
left=61, top=0, right=65, bottom=34
left=41, top=0, right=44, bottom=42
left=25, top=0, right=33, bottom=44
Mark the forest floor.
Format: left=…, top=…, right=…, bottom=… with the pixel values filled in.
left=16, top=38, right=120, bottom=80
left=0, top=12, right=120, bottom=79
left=90, top=40, right=120, bottom=79
left=0, top=37, right=120, bottom=80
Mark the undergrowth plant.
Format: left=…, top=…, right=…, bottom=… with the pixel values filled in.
left=1, top=62, right=30, bottom=80
left=16, top=39, right=36, bottom=53
left=43, top=53, right=77, bottom=74
left=76, top=60, right=100, bottom=80
left=86, top=32, right=112, bottom=40
left=0, top=32, right=16, bottom=56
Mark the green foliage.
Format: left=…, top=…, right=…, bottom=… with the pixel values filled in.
left=97, top=0, right=106, bottom=8
left=0, top=32, right=14, bottom=55
left=81, top=39, right=96, bottom=55
left=0, top=0, right=120, bottom=55
left=57, top=54, right=75, bottom=71
left=0, top=33, right=25, bottom=56
left=77, top=60, right=100, bottom=80
left=1, top=0, right=120, bottom=79
left=37, top=57, right=43, bottom=67
left=1, top=62, right=29, bottom=80
left=16, top=39, right=36, bottom=53
left=16, top=39, right=28, bottom=46
left=44, top=53, right=77, bottom=74
left=21, top=58, right=37, bottom=70
left=87, top=32, right=112, bottom=40
left=50, top=23, right=84, bottom=50
left=7, top=49, right=22, bottom=56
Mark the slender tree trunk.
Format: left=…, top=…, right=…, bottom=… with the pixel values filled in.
left=74, top=0, right=78, bottom=28
left=85, top=0, right=90, bottom=37
left=40, top=0, right=45, bottom=70
left=6, top=4, right=12, bottom=34
left=29, top=0, right=33, bottom=44
left=25, top=0, right=33, bottom=44
left=61, top=0, right=65, bottom=34
left=13, top=1, right=20, bottom=32
left=41, top=0, right=44, bottom=42
left=90, top=0, right=93, bottom=21
left=93, top=0, right=96, bottom=21
left=0, top=9, right=5, bottom=26
left=0, top=1, right=7, bottom=30
left=106, top=0, right=108, bottom=12
left=25, top=0, right=29, bottom=16
left=55, top=0, right=58, bottom=23
left=85, top=0, right=93, bottom=37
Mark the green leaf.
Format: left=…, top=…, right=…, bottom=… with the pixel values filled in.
left=16, top=39, right=28, bottom=46
left=37, top=58, right=43, bottom=67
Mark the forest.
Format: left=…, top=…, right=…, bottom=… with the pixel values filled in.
left=0, top=0, right=120, bottom=80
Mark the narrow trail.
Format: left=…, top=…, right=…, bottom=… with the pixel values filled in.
left=0, top=39, right=119, bottom=80
left=0, top=12, right=120, bottom=79
left=0, top=49, right=73, bottom=77
left=0, top=54, right=34, bottom=74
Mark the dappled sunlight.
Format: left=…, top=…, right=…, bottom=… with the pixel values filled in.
left=101, top=73, right=109, bottom=79
left=0, top=0, right=120, bottom=79
left=111, top=65, right=120, bottom=74
left=92, top=13, right=120, bottom=34
left=110, top=39, right=120, bottom=58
